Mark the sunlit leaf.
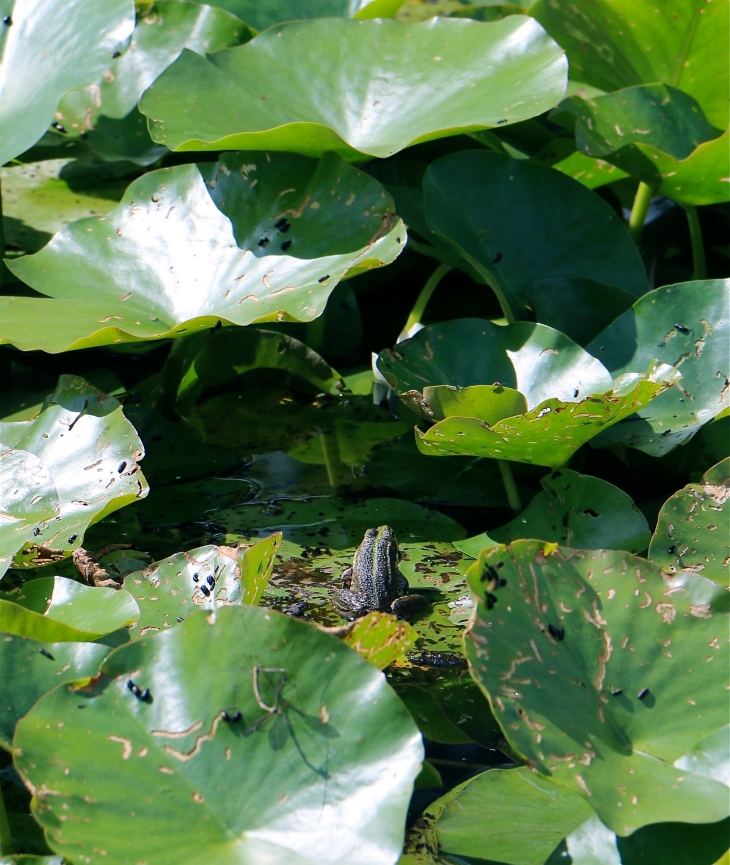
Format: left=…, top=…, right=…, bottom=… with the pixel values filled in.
left=0, top=0, right=135, bottom=166
left=456, top=469, right=650, bottom=556
left=587, top=279, right=730, bottom=455
left=14, top=605, right=424, bottom=865
left=139, top=16, right=567, bottom=159
left=3, top=155, right=403, bottom=352
left=465, top=541, right=730, bottom=833
left=341, top=611, right=417, bottom=669
left=649, top=458, right=729, bottom=586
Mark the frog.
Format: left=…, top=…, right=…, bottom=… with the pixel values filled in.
left=331, top=525, right=425, bottom=620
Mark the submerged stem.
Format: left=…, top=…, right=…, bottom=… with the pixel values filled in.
left=628, top=181, right=654, bottom=243
left=402, top=263, right=452, bottom=338
left=684, top=206, right=707, bottom=280
left=0, top=782, right=13, bottom=855
left=498, top=460, right=521, bottom=513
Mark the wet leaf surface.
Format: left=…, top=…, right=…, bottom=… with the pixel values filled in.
left=0, top=375, right=148, bottom=575
left=139, top=16, right=567, bottom=159
left=14, top=605, right=424, bottom=865
left=0, top=0, right=135, bottom=166
left=649, top=458, right=729, bottom=586
left=457, top=469, right=651, bottom=557
left=4, top=157, right=402, bottom=352
left=588, top=279, right=730, bottom=455
left=465, top=540, right=730, bottom=833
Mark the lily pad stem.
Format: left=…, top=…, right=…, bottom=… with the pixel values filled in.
left=0, top=172, right=6, bottom=288
left=402, top=263, right=452, bottom=338
left=158, top=336, right=192, bottom=417
left=0, top=782, right=13, bottom=855
left=628, top=181, right=654, bottom=243
left=320, top=430, right=340, bottom=489
left=684, top=206, right=706, bottom=280
left=498, top=459, right=521, bottom=513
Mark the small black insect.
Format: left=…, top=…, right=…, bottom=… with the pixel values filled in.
left=280, top=239, right=292, bottom=251
left=493, top=252, right=502, bottom=263
left=573, top=388, right=580, bottom=398
left=51, top=121, right=67, bottom=133
left=668, top=545, right=676, bottom=555
left=499, top=578, right=507, bottom=587
left=638, top=687, right=650, bottom=700
left=482, top=564, right=499, bottom=583
left=33, top=527, right=41, bottom=536
left=117, top=461, right=127, bottom=473
left=221, top=710, right=242, bottom=722
left=562, top=513, right=569, bottom=528
left=3, top=15, right=12, bottom=25
left=274, top=217, right=289, bottom=230
left=258, top=237, right=269, bottom=247
left=192, top=572, right=199, bottom=582
left=548, top=623, right=565, bottom=641
left=674, top=323, right=690, bottom=334
left=112, top=50, right=121, bottom=58
left=486, top=592, right=498, bottom=610
left=496, top=561, right=504, bottom=569
left=206, top=574, right=215, bottom=588
left=611, top=688, right=623, bottom=696
left=214, top=320, right=222, bottom=330
left=176, top=617, right=184, bottom=622
left=68, top=534, right=78, bottom=544
left=497, top=119, right=508, bottom=124
left=39, top=648, right=54, bottom=660
left=127, top=680, right=149, bottom=700
left=200, top=584, right=211, bottom=597
left=318, top=275, right=330, bottom=284
left=278, top=222, right=291, bottom=233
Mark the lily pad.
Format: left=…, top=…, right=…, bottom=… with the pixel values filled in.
left=648, top=458, right=729, bottom=586
left=465, top=541, right=730, bottom=833
left=587, top=279, right=730, bottom=455
left=557, top=85, right=727, bottom=206
left=341, top=611, right=417, bottom=669
left=422, top=150, right=648, bottom=318
left=0, top=0, right=135, bottom=166
left=456, top=469, right=650, bottom=557
left=378, top=319, right=614, bottom=411
left=409, top=767, right=594, bottom=865
left=56, top=1, right=251, bottom=133
left=0, top=448, right=59, bottom=579
left=123, top=538, right=280, bottom=635
left=0, top=376, right=148, bottom=571
left=674, top=724, right=730, bottom=787
left=531, top=0, right=729, bottom=128
left=3, top=156, right=402, bottom=352
left=0, top=635, right=109, bottom=749
left=192, top=0, right=405, bottom=31
left=139, top=16, right=567, bottom=160
left=14, top=605, right=424, bottom=865
left=416, top=365, right=679, bottom=469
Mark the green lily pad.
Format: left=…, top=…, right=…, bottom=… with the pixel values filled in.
left=674, top=724, right=730, bottom=787
left=192, top=0, right=404, bottom=32
left=378, top=319, right=614, bottom=411
left=531, top=0, right=729, bottom=128
left=0, top=448, right=59, bottom=579
left=0, top=0, right=135, bottom=166
left=587, top=279, right=730, bottom=456
left=416, top=365, right=679, bottom=469
left=465, top=541, right=730, bottom=834
left=2, top=576, right=139, bottom=635
left=139, top=16, right=567, bottom=160
left=409, top=767, right=594, bottom=865
left=0, top=375, right=148, bottom=571
left=525, top=278, right=636, bottom=347
left=180, top=327, right=344, bottom=404
left=56, top=1, right=251, bottom=133
left=420, top=384, right=526, bottom=424
left=341, top=611, right=417, bottom=669
left=533, top=139, right=630, bottom=189
left=0, top=858, right=65, bottom=865
left=456, top=469, right=650, bottom=557
left=213, top=496, right=466, bottom=548
left=3, top=156, right=402, bottom=352
left=123, top=538, right=280, bottom=635
left=422, top=150, right=648, bottom=318
left=0, top=635, right=109, bottom=749
left=557, top=85, right=727, bottom=206
left=648, top=458, right=729, bottom=586
left=616, top=818, right=730, bottom=865
left=14, top=605, right=424, bottom=865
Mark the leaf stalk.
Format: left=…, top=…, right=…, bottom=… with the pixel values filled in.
left=684, top=206, right=707, bottom=280
left=402, top=263, right=452, bottom=338
left=497, top=459, right=521, bottom=513
left=628, top=181, right=654, bottom=243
